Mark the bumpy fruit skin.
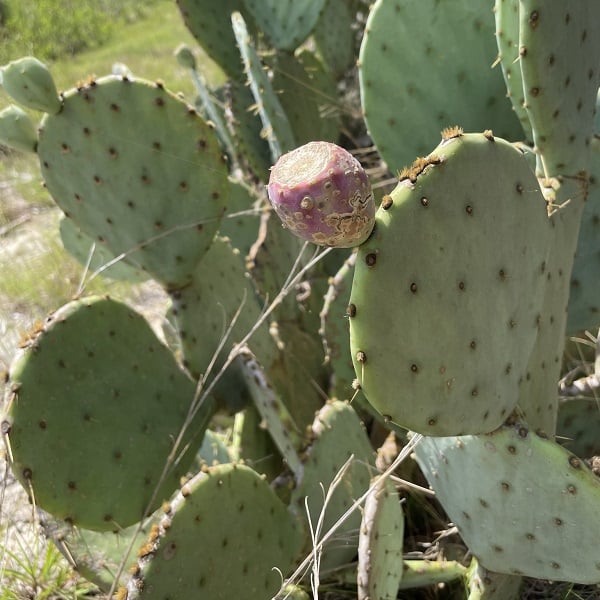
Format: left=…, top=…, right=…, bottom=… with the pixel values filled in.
left=268, top=141, right=375, bottom=247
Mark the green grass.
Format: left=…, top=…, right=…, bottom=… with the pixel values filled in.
left=0, top=1, right=224, bottom=111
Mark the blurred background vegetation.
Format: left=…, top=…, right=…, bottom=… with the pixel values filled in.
left=0, top=0, right=162, bottom=64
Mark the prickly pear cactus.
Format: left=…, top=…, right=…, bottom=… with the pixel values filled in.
left=2, top=297, right=214, bottom=531
left=232, top=11, right=296, bottom=160
left=494, top=0, right=534, bottom=143
left=169, top=236, right=274, bottom=404
left=349, top=132, right=550, bottom=435
left=58, top=216, right=148, bottom=283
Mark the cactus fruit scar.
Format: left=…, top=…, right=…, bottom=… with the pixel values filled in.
left=267, top=141, right=376, bottom=247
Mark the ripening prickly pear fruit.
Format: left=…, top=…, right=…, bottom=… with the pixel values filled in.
left=267, top=141, right=375, bottom=247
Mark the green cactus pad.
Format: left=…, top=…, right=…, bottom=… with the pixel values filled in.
left=218, top=177, right=262, bottom=259
left=271, top=51, right=340, bottom=146
left=267, top=320, right=329, bottom=435
left=0, top=104, right=38, bottom=153
left=466, top=559, right=522, bottom=600
left=196, top=429, right=231, bottom=469
left=225, top=81, right=272, bottom=181
left=175, top=0, right=251, bottom=81
left=519, top=0, right=600, bottom=177
left=232, top=11, right=296, bottom=159
left=4, top=296, right=213, bottom=531
left=186, top=68, right=236, bottom=162
left=557, top=399, right=600, bottom=459
left=127, top=463, right=303, bottom=599
left=494, top=0, right=533, bottom=142
left=1, top=56, right=61, bottom=114
left=290, top=400, right=375, bottom=571
left=246, top=210, right=305, bottom=319
left=242, top=0, right=327, bottom=51
left=239, top=350, right=303, bottom=475
left=566, top=137, right=600, bottom=333
left=357, top=476, right=404, bottom=600
left=399, top=560, right=467, bottom=591
left=170, top=236, right=275, bottom=411
left=518, top=176, right=588, bottom=434
left=59, top=217, right=149, bottom=283
left=313, top=0, right=357, bottom=78
left=41, top=510, right=161, bottom=592
left=415, top=422, right=600, bottom=583
left=350, top=133, right=550, bottom=435
left=36, top=75, right=228, bottom=290
left=359, top=0, right=523, bottom=173
left=231, top=405, right=284, bottom=481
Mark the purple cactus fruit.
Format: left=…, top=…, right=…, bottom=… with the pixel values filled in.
left=267, top=141, right=375, bottom=248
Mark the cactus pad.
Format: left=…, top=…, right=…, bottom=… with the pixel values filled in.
left=357, top=476, right=404, bottom=600
left=41, top=510, right=160, bottom=592
left=37, top=75, right=228, bottom=290
left=59, top=216, right=148, bottom=283
left=170, top=236, right=274, bottom=411
left=359, top=0, right=522, bottom=173
left=566, top=137, right=600, bottom=333
left=349, top=133, right=550, bottom=435
left=518, top=0, right=600, bottom=176
left=4, top=296, right=212, bottom=531
left=1, top=56, right=61, bottom=114
left=127, top=463, right=302, bottom=598
left=494, top=0, right=533, bottom=142
left=232, top=11, right=296, bottom=159
left=290, top=400, right=375, bottom=571
left=320, top=251, right=358, bottom=400
left=175, top=0, right=251, bottom=81
left=415, top=423, right=600, bottom=583
left=242, top=0, right=327, bottom=51
left=0, top=104, right=38, bottom=153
